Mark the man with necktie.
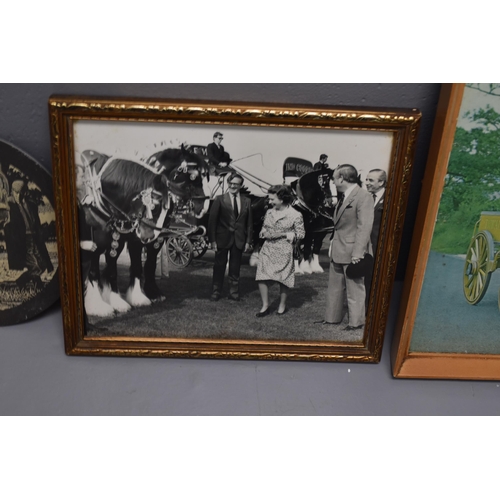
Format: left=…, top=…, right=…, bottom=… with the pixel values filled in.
left=208, top=173, right=253, bottom=301
left=364, top=169, right=387, bottom=305
left=321, top=165, right=373, bottom=330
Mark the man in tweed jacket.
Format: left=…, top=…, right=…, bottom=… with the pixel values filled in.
left=324, top=165, right=373, bottom=330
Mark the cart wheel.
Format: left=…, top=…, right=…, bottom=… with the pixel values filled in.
left=192, top=237, right=208, bottom=259
left=165, top=235, right=193, bottom=268
left=463, top=230, right=494, bottom=305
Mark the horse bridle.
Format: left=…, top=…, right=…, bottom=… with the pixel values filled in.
left=84, top=162, right=208, bottom=235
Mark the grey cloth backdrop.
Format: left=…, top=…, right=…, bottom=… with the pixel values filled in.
left=1, top=83, right=498, bottom=416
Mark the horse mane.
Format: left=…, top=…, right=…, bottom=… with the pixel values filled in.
left=148, top=147, right=207, bottom=198
left=147, top=147, right=206, bottom=175
left=147, top=148, right=183, bottom=172
left=297, top=170, right=332, bottom=211
left=100, top=159, right=167, bottom=211
left=81, top=150, right=110, bottom=174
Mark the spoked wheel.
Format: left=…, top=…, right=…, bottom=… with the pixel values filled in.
left=191, top=236, right=208, bottom=259
left=463, top=230, right=494, bottom=305
left=165, top=235, right=193, bottom=268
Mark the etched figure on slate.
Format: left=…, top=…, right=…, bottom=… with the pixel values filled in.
left=0, top=140, right=59, bottom=326
left=4, top=180, right=54, bottom=288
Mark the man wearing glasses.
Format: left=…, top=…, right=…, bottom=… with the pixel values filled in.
left=207, top=132, right=232, bottom=174
left=208, top=173, right=253, bottom=301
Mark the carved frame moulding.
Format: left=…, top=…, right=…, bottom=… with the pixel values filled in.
left=50, top=96, right=420, bottom=362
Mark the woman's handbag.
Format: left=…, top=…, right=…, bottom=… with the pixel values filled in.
left=249, top=249, right=260, bottom=267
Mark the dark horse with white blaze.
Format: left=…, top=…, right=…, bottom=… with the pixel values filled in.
left=80, top=147, right=208, bottom=317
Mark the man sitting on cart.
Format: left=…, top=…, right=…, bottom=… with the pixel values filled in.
left=207, top=132, right=233, bottom=175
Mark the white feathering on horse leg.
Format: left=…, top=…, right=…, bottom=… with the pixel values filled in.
left=101, top=284, right=131, bottom=313
left=85, top=281, right=115, bottom=318
left=294, top=259, right=304, bottom=275
left=110, top=292, right=132, bottom=312
left=299, top=259, right=313, bottom=274
left=126, top=278, right=152, bottom=307
left=310, top=254, right=324, bottom=273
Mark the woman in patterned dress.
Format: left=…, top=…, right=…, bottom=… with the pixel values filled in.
left=255, top=185, right=305, bottom=316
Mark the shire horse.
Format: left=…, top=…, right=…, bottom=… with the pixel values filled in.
left=80, top=147, right=208, bottom=317
left=140, top=147, right=209, bottom=301
left=290, top=169, right=335, bottom=274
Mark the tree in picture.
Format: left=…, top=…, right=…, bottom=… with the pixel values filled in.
left=432, top=84, right=500, bottom=255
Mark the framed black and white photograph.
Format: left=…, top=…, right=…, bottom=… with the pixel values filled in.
left=50, top=96, right=420, bottom=362
left=0, top=139, right=59, bottom=326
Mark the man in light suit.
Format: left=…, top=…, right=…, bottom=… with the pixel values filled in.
left=208, top=173, right=253, bottom=301
left=323, top=165, right=373, bottom=330
left=364, top=169, right=386, bottom=305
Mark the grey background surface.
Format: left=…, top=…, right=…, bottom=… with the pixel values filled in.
left=1, top=83, right=499, bottom=416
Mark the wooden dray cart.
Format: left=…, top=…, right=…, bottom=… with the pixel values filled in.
left=463, top=211, right=500, bottom=308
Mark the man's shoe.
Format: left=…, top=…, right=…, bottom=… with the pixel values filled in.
left=344, top=325, right=364, bottom=331
left=210, top=293, right=221, bottom=302
left=228, top=295, right=240, bottom=302
left=313, top=320, right=340, bottom=325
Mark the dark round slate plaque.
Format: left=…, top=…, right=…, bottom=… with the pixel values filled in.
left=0, top=140, right=59, bottom=325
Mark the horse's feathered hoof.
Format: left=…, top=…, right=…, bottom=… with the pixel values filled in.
left=144, top=282, right=166, bottom=303
left=299, top=260, right=313, bottom=274
left=151, top=295, right=166, bottom=303
left=294, top=259, right=304, bottom=275
left=102, top=284, right=131, bottom=313
left=126, top=278, right=152, bottom=307
left=310, top=254, right=324, bottom=273
left=85, top=281, right=115, bottom=318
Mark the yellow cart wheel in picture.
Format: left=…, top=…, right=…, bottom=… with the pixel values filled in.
left=463, top=230, right=495, bottom=305
left=165, top=235, right=193, bottom=268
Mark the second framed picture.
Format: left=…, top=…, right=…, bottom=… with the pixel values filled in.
left=393, top=83, right=500, bottom=379
left=50, top=96, right=420, bottom=362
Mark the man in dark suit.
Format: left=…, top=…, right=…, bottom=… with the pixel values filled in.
left=365, top=169, right=386, bottom=251
left=207, top=132, right=232, bottom=174
left=364, top=169, right=386, bottom=305
left=208, top=173, right=253, bottom=301
left=322, top=165, right=373, bottom=330
left=312, top=153, right=334, bottom=195
left=313, top=154, right=329, bottom=171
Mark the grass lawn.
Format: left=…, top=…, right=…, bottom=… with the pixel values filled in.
left=87, top=244, right=365, bottom=344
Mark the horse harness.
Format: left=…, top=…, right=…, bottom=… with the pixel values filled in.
left=291, top=176, right=336, bottom=232
left=80, top=156, right=206, bottom=251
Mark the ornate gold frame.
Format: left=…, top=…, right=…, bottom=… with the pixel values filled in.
left=392, top=83, right=500, bottom=379
left=49, top=96, right=420, bottom=362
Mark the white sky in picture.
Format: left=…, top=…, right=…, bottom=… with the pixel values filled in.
left=74, top=120, right=393, bottom=196
left=458, top=84, right=500, bottom=130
